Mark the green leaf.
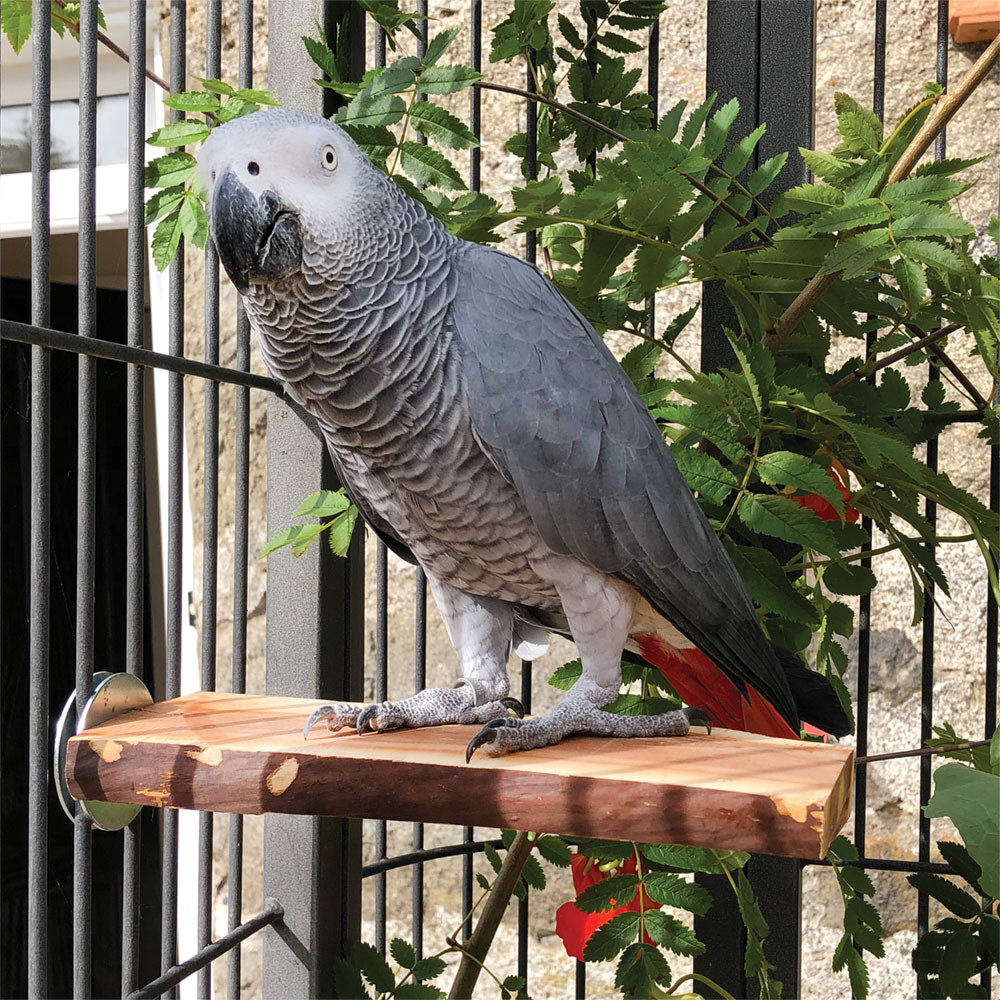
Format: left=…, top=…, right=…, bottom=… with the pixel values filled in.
left=162, top=91, right=221, bottom=113
left=670, top=446, right=738, bottom=506
left=575, top=873, right=638, bottom=913
left=846, top=947, right=870, bottom=999
left=654, top=404, right=743, bottom=462
left=700, top=96, right=740, bottom=159
left=747, top=152, right=787, bottom=196
left=333, top=956, right=371, bottom=1000
left=327, top=506, right=359, bottom=558
left=390, top=937, right=415, bottom=969
left=394, top=985, right=446, bottom=1000
left=818, top=229, right=890, bottom=278
left=578, top=227, right=635, bottom=295
left=801, top=148, right=858, bottom=187
left=408, top=100, right=478, bottom=149
left=416, top=64, right=481, bottom=94
left=537, top=835, right=571, bottom=868
left=881, top=174, right=966, bottom=205
left=620, top=340, right=660, bottom=382
left=840, top=865, right=876, bottom=897
left=151, top=209, right=184, bottom=271
left=829, top=835, right=860, bottom=863
left=936, top=841, right=985, bottom=896
left=915, top=155, right=988, bottom=178
left=812, top=199, right=889, bottom=233
left=351, top=941, right=395, bottom=995
left=144, top=186, right=187, bottom=226
left=423, top=27, right=459, bottom=66
left=638, top=843, right=749, bottom=874
left=642, top=872, right=713, bottom=916
left=260, top=522, right=325, bottom=559
left=199, top=78, right=235, bottom=95
left=738, top=494, right=841, bottom=559
left=145, top=151, right=197, bottom=189
left=512, top=175, right=564, bottom=213
left=783, top=183, right=844, bottom=215
left=619, top=176, right=687, bottom=235
left=924, top=763, right=1000, bottom=898
left=834, top=92, right=883, bottom=156
left=147, top=120, right=212, bottom=147
left=232, top=87, right=280, bottom=106
left=907, top=873, right=982, bottom=919
left=891, top=212, right=975, bottom=240
left=615, top=942, right=671, bottom=997
left=1, top=0, right=34, bottom=53
left=897, top=239, right=965, bottom=275
left=756, top=451, right=845, bottom=517
left=992, top=725, right=1000, bottom=775
left=893, top=257, right=927, bottom=309
left=824, top=561, right=877, bottom=596
left=681, top=93, right=717, bottom=149
left=178, top=190, right=209, bottom=248
left=334, top=89, right=406, bottom=128
left=520, top=853, right=547, bottom=892
left=583, top=911, right=640, bottom=962
left=410, top=956, right=447, bottom=983
left=398, top=142, right=465, bottom=190
left=724, top=543, right=820, bottom=626
left=643, top=910, right=705, bottom=956
left=721, top=123, right=766, bottom=177
left=501, top=974, right=526, bottom=997
left=548, top=659, right=581, bottom=690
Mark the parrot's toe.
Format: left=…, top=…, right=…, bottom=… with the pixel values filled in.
left=465, top=718, right=524, bottom=761
left=682, top=706, right=712, bottom=734
left=302, top=703, right=360, bottom=740
left=500, top=697, right=525, bottom=718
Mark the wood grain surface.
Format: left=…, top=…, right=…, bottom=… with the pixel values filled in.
left=66, top=692, right=854, bottom=859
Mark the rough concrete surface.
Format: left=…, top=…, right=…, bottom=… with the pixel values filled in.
left=160, top=1, right=999, bottom=996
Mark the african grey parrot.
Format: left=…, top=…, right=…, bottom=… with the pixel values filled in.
left=199, top=109, right=849, bottom=758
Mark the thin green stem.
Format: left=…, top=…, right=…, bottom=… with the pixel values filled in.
left=877, top=95, right=938, bottom=156
left=667, top=972, right=739, bottom=1000
left=552, top=1, right=624, bottom=91
left=720, top=429, right=762, bottom=532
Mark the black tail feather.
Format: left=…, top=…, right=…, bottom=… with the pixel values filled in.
left=773, top=645, right=852, bottom=737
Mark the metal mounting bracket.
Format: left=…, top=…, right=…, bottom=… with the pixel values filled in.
left=54, top=671, right=153, bottom=831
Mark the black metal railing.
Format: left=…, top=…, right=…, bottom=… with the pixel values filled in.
left=2, top=1, right=996, bottom=998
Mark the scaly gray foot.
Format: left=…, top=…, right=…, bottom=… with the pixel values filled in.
left=466, top=704, right=711, bottom=760
left=302, top=682, right=523, bottom=740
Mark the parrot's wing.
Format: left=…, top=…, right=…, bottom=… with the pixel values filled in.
left=450, top=245, right=797, bottom=724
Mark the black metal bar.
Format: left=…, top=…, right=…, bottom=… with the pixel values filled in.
left=162, top=6, right=187, bottom=994
left=198, top=6, right=224, bottom=995
left=575, top=960, right=586, bottom=999
left=229, top=5, right=255, bottom=994
left=0, top=319, right=281, bottom=393
left=916, top=6, right=949, bottom=968
left=128, top=900, right=285, bottom=1000
left=375, top=540, right=389, bottom=954
left=27, top=8, right=51, bottom=995
left=855, top=0, right=887, bottom=859
left=808, top=857, right=957, bottom=876
left=73, top=5, right=99, bottom=998
left=413, top=568, right=427, bottom=959
left=123, top=2, right=148, bottom=988
left=363, top=839, right=504, bottom=879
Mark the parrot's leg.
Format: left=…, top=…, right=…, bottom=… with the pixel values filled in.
left=466, top=558, right=705, bottom=758
left=303, top=581, right=518, bottom=739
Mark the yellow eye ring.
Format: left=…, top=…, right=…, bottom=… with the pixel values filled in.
left=321, top=144, right=337, bottom=171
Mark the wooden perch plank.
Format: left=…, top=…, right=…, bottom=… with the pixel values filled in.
left=66, top=692, right=853, bottom=860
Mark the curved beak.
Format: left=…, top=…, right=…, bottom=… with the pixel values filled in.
left=210, top=168, right=303, bottom=292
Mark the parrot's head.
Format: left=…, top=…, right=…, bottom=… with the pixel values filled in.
left=199, top=109, right=374, bottom=293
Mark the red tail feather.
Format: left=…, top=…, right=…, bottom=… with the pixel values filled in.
left=633, top=635, right=800, bottom=740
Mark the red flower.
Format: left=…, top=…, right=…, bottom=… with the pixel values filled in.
left=791, top=464, right=859, bottom=523
left=555, top=854, right=662, bottom=962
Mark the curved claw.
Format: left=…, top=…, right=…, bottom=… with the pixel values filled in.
left=465, top=718, right=511, bottom=763
left=683, top=706, right=712, bottom=735
left=356, top=704, right=380, bottom=735
left=500, top=697, right=524, bottom=719
left=303, top=705, right=344, bottom=740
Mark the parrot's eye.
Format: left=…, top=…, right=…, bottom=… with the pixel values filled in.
left=321, top=145, right=338, bottom=171
left=247, top=161, right=259, bottom=176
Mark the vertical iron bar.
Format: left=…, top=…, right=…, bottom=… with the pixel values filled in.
left=27, top=9, right=52, bottom=997
left=855, top=0, right=887, bottom=856
left=74, top=4, right=99, bottom=997
left=412, top=568, right=427, bottom=959
left=162, top=4, right=188, bottom=994
left=375, top=541, right=389, bottom=955
left=198, top=4, right=223, bottom=995
left=123, top=2, right=148, bottom=992
left=228, top=6, right=254, bottom=995
left=917, top=3, right=949, bottom=962
left=645, top=16, right=659, bottom=337
left=575, top=960, right=586, bottom=999
left=463, top=2, right=482, bottom=938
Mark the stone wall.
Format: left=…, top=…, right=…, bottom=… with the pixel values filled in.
left=161, top=2, right=999, bottom=996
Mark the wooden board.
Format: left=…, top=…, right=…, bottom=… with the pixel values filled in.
left=66, top=692, right=853, bottom=860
